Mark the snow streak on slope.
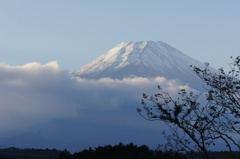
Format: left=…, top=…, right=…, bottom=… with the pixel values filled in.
left=73, top=41, right=206, bottom=89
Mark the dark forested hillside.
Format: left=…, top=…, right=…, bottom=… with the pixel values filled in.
left=59, top=143, right=186, bottom=159
left=0, top=147, right=64, bottom=159
left=0, top=144, right=239, bottom=159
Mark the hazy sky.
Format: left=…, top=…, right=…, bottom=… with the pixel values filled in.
left=1, top=0, right=240, bottom=71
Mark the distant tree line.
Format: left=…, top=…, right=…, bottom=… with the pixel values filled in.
left=0, top=144, right=185, bottom=159
left=59, top=142, right=240, bottom=159
left=58, top=142, right=186, bottom=159
left=0, top=147, right=64, bottom=159
left=0, top=144, right=239, bottom=159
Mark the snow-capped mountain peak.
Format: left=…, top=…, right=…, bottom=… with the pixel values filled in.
left=73, top=41, right=206, bottom=88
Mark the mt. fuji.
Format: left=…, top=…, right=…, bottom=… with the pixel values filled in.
left=74, top=41, right=206, bottom=88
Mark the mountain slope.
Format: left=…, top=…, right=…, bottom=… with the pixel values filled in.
left=73, top=41, right=206, bottom=88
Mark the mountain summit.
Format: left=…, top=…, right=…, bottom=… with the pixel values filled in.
left=73, top=41, right=205, bottom=87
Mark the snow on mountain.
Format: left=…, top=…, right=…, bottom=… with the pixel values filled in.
left=73, top=41, right=206, bottom=88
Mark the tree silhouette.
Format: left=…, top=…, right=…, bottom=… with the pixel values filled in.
left=192, top=57, right=240, bottom=137
left=138, top=57, right=240, bottom=159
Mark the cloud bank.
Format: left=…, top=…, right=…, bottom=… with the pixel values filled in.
left=0, top=61, right=196, bottom=150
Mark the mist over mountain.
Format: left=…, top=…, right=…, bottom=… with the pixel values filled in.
left=0, top=41, right=215, bottom=152
left=74, top=41, right=206, bottom=89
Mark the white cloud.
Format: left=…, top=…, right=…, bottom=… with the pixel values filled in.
left=0, top=61, right=76, bottom=132
left=0, top=61, right=196, bottom=138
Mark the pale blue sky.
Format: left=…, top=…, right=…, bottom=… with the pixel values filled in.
left=1, top=0, right=240, bottom=71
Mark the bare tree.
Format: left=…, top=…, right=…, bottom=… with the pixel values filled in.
left=192, top=57, right=240, bottom=136
left=138, top=57, right=240, bottom=159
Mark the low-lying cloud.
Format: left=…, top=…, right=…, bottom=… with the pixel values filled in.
left=0, top=61, right=194, bottom=131
left=0, top=61, right=197, bottom=150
